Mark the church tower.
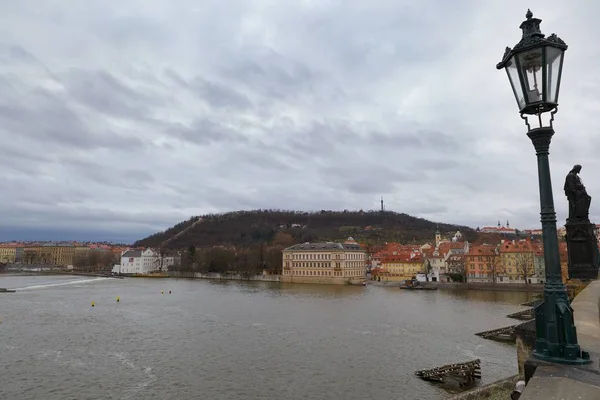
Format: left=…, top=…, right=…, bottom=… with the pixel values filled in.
left=435, top=225, right=442, bottom=248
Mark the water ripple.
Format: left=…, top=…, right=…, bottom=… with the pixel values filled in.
left=1, top=276, right=530, bottom=399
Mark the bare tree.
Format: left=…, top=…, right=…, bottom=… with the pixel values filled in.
left=514, top=252, right=534, bottom=284
left=424, top=259, right=432, bottom=282
left=265, top=246, right=283, bottom=274
left=73, top=252, right=88, bottom=269
left=448, top=255, right=467, bottom=282
left=485, top=248, right=503, bottom=284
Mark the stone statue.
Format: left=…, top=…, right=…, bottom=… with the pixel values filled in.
left=564, top=164, right=592, bottom=221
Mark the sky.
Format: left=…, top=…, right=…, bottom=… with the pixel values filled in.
left=1, top=0, right=599, bottom=243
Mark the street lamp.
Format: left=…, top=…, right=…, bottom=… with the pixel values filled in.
left=496, top=10, right=591, bottom=365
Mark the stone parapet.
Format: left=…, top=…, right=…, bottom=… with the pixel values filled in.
left=520, top=280, right=600, bottom=399
left=447, top=375, right=519, bottom=400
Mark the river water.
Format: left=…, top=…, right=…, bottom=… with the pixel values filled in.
left=0, top=275, right=533, bottom=400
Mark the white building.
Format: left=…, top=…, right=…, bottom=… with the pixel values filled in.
left=113, top=248, right=176, bottom=274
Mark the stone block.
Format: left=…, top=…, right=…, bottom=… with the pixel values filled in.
left=515, top=320, right=536, bottom=376
left=565, top=220, right=600, bottom=280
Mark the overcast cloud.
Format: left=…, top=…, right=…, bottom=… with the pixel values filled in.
left=1, top=0, right=599, bottom=242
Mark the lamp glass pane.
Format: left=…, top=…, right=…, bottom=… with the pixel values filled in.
left=518, top=48, right=544, bottom=105
left=546, top=46, right=564, bottom=104
left=506, top=55, right=525, bottom=110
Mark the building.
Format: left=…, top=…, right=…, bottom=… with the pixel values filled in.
left=466, top=244, right=500, bottom=283
left=446, top=252, right=466, bottom=277
left=498, top=239, right=537, bottom=284
left=480, top=221, right=517, bottom=235
left=0, top=245, right=17, bottom=263
left=421, top=229, right=468, bottom=282
left=23, top=244, right=76, bottom=266
left=116, top=248, right=175, bottom=274
left=281, top=239, right=366, bottom=285
left=371, top=242, right=421, bottom=270
left=380, top=251, right=424, bottom=282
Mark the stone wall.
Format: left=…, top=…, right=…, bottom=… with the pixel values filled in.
left=435, top=282, right=544, bottom=292
left=168, top=271, right=281, bottom=282
left=280, top=275, right=364, bottom=285
left=447, top=374, right=520, bottom=400
left=515, top=320, right=536, bottom=376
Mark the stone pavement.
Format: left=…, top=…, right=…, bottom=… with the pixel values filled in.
left=520, top=280, right=600, bottom=399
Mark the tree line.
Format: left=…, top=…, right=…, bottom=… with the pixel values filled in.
left=171, top=232, right=297, bottom=275
left=134, top=209, right=477, bottom=250
left=73, top=250, right=118, bottom=272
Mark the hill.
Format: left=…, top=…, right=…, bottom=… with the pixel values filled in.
left=134, top=209, right=476, bottom=249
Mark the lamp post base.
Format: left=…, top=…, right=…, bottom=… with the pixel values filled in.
left=533, top=350, right=592, bottom=365
left=532, top=290, right=592, bottom=366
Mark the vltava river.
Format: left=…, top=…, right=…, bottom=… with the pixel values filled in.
left=0, top=275, right=533, bottom=399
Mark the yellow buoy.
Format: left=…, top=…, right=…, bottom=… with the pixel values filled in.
left=91, top=301, right=95, bottom=307
left=116, top=296, right=120, bottom=303
left=161, top=291, right=164, bottom=294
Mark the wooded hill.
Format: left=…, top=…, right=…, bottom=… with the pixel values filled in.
left=134, top=210, right=476, bottom=249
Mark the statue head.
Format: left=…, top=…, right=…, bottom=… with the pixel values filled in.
left=571, top=164, right=582, bottom=174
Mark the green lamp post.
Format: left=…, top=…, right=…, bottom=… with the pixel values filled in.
left=496, top=10, right=591, bottom=365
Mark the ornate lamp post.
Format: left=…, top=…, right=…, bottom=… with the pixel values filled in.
left=496, top=10, right=591, bottom=365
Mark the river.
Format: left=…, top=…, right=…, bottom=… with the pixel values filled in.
left=0, top=275, right=533, bottom=399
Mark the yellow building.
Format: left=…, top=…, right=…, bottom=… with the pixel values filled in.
left=380, top=253, right=423, bottom=282
left=498, top=239, right=535, bottom=283
left=281, top=240, right=366, bottom=285
left=0, top=245, right=17, bottom=263
left=24, top=244, right=76, bottom=266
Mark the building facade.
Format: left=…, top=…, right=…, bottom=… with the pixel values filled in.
left=380, top=252, right=424, bottom=282
left=23, top=244, right=76, bottom=266
left=498, top=239, right=537, bottom=284
left=116, top=248, right=175, bottom=274
left=0, top=245, right=17, bottom=263
left=281, top=240, right=366, bottom=285
left=466, top=244, right=500, bottom=283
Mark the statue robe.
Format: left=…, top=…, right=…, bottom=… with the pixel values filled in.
left=564, top=172, right=591, bottom=219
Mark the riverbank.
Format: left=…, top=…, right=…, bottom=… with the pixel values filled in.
left=168, top=271, right=281, bottom=282
left=369, top=280, right=544, bottom=292
left=166, top=272, right=546, bottom=291
left=2, top=270, right=547, bottom=292
left=1, top=270, right=118, bottom=278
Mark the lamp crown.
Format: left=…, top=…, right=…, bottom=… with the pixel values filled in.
left=519, top=9, right=544, bottom=39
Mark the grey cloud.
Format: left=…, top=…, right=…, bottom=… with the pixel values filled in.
left=191, top=77, right=254, bottom=111
left=0, top=0, right=597, bottom=241
left=164, top=69, right=256, bottom=111
left=163, top=67, right=188, bottom=87
left=367, top=129, right=462, bottom=152
left=0, top=60, right=145, bottom=151
left=228, top=146, right=297, bottom=172
left=1, top=145, right=55, bottom=175
left=62, top=69, right=160, bottom=119
left=63, top=158, right=155, bottom=190
left=161, top=118, right=248, bottom=146
left=0, top=43, right=58, bottom=81
left=320, top=162, right=424, bottom=195
left=218, top=46, right=333, bottom=102
left=0, top=43, right=37, bottom=64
